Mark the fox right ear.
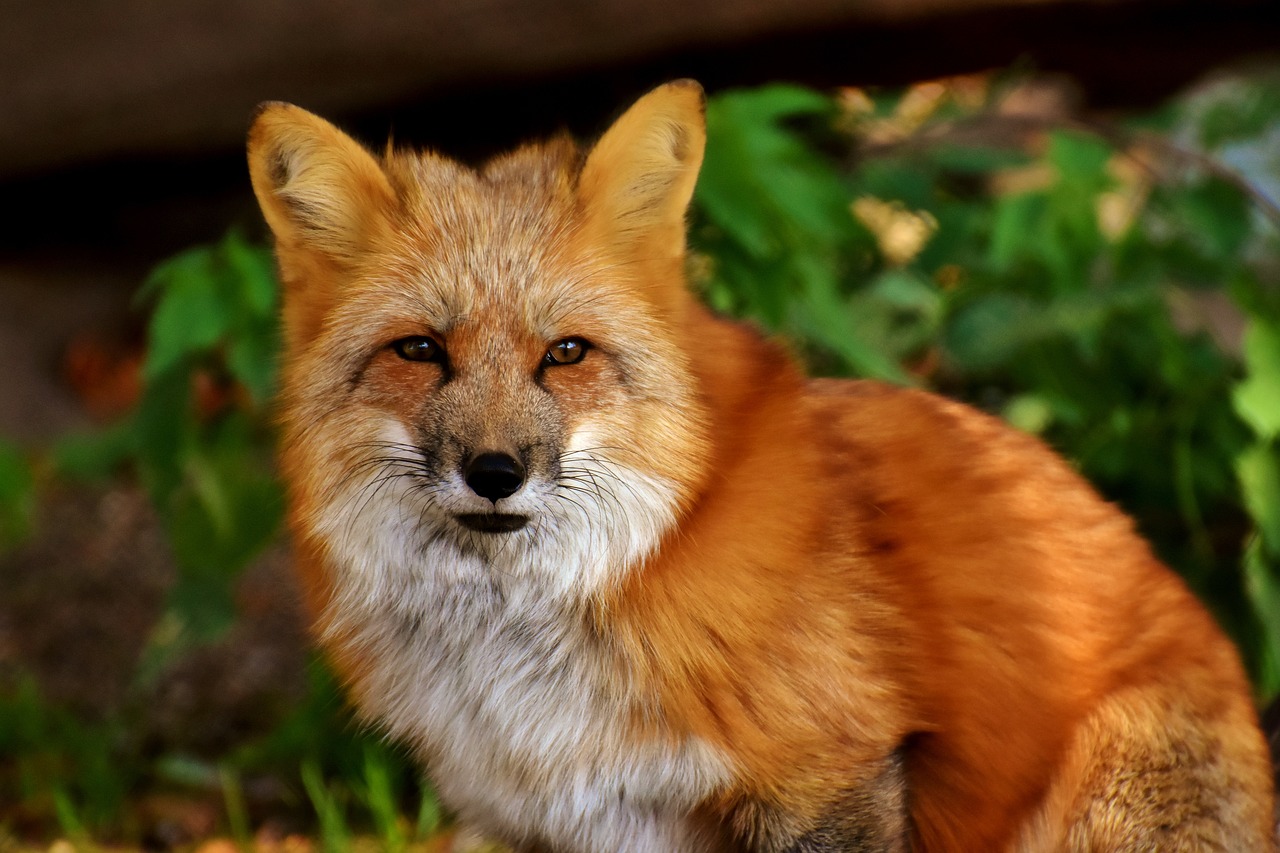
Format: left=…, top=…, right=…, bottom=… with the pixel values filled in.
left=247, top=102, right=396, bottom=269
left=579, top=80, right=706, bottom=260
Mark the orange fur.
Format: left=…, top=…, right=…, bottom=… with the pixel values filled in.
left=249, top=82, right=1276, bottom=852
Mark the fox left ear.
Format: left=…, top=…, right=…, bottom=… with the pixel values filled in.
left=247, top=102, right=397, bottom=265
left=579, top=80, right=706, bottom=260
left=247, top=102, right=398, bottom=348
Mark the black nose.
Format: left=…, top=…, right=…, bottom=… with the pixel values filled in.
left=463, top=452, right=526, bottom=502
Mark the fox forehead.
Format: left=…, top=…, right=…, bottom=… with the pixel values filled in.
left=331, top=254, right=645, bottom=361
left=331, top=142, right=639, bottom=343
left=384, top=140, right=583, bottom=281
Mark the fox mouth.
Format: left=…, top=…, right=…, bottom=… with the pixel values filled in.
left=455, top=513, right=530, bottom=533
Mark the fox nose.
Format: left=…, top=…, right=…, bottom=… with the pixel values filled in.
left=463, top=451, right=526, bottom=503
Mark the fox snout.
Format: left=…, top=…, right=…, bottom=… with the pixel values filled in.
left=453, top=448, right=533, bottom=533
left=424, top=412, right=551, bottom=530
left=463, top=451, right=526, bottom=503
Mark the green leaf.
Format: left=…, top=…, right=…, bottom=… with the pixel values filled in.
left=790, top=262, right=912, bottom=383
left=302, top=759, right=352, bottom=853
left=1238, top=443, right=1280, bottom=548
left=133, top=364, right=196, bottom=504
left=698, top=84, right=852, bottom=257
left=143, top=252, right=231, bottom=381
left=989, top=193, right=1045, bottom=273
left=51, top=420, right=137, bottom=482
left=164, top=439, right=283, bottom=583
left=1233, top=319, right=1280, bottom=440
left=1175, top=177, right=1252, bottom=261
left=223, top=232, right=282, bottom=402
left=1242, top=539, right=1280, bottom=697
left=848, top=270, right=943, bottom=362
left=222, top=230, right=278, bottom=317
left=1003, top=394, right=1054, bottom=434
left=227, top=316, right=280, bottom=404
left=1048, top=130, right=1112, bottom=184
left=362, top=745, right=407, bottom=850
left=0, top=440, right=34, bottom=549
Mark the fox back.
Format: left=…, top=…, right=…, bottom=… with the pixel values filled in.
left=248, top=82, right=1276, bottom=851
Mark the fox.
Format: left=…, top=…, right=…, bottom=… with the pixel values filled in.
left=246, top=80, right=1277, bottom=851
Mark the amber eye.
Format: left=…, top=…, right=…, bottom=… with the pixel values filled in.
left=391, top=336, right=444, bottom=362
left=544, top=338, right=589, bottom=366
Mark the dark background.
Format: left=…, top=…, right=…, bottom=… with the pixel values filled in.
left=4, top=0, right=1279, bottom=258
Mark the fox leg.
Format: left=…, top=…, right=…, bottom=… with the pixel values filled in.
left=1020, top=685, right=1275, bottom=853
left=780, top=779, right=911, bottom=853
left=741, top=751, right=910, bottom=853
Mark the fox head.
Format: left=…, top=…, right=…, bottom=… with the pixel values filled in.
left=248, top=82, right=713, bottom=607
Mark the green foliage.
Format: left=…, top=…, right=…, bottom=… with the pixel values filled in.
left=48, top=231, right=287, bottom=650
left=217, top=766, right=252, bottom=847
left=1, top=229, right=433, bottom=844
left=1187, top=68, right=1280, bottom=150
left=290, top=678, right=440, bottom=851
left=1234, top=316, right=1280, bottom=691
left=140, top=228, right=281, bottom=404
left=133, top=232, right=283, bottom=643
left=227, top=656, right=439, bottom=847
left=302, top=758, right=353, bottom=852
left=0, top=660, right=439, bottom=844
left=696, top=85, right=907, bottom=380
left=1235, top=321, right=1280, bottom=442
left=0, top=440, right=34, bottom=550
left=0, top=679, right=135, bottom=836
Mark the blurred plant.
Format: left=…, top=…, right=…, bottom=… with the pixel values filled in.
left=697, top=86, right=911, bottom=381
left=1, top=233, right=435, bottom=843
left=51, top=231, right=283, bottom=654
left=0, top=678, right=134, bottom=838
left=0, top=440, right=34, bottom=549
left=1233, top=269, right=1280, bottom=697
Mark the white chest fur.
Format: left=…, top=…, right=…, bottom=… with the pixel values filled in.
left=305, top=422, right=733, bottom=850
left=327, top=573, right=731, bottom=852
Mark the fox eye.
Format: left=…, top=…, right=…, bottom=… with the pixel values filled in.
left=545, top=337, right=589, bottom=366
left=391, top=336, right=444, bottom=363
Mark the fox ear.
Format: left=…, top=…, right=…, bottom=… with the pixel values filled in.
left=579, top=80, right=706, bottom=259
left=247, top=102, right=396, bottom=268
left=248, top=103, right=396, bottom=347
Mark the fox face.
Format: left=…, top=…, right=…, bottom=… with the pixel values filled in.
left=250, top=84, right=713, bottom=605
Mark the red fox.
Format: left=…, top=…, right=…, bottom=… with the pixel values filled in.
left=248, top=81, right=1276, bottom=851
